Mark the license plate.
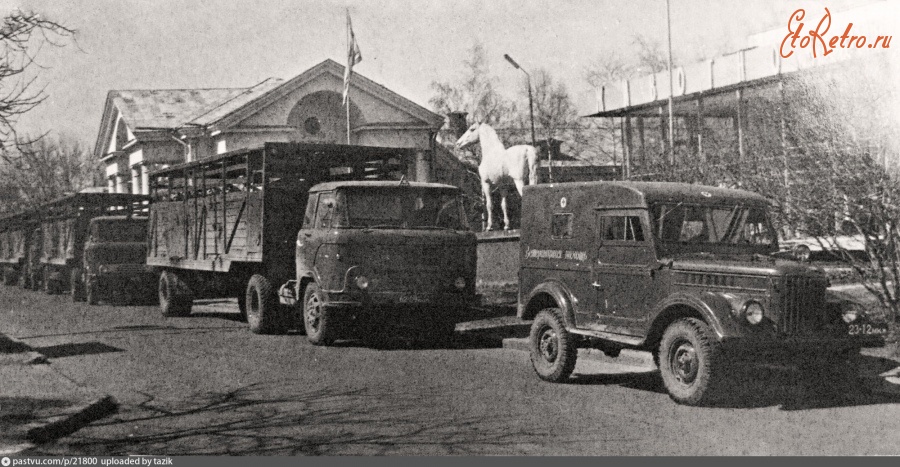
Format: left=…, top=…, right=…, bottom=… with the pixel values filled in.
left=848, top=323, right=889, bottom=336
left=398, top=295, right=429, bottom=304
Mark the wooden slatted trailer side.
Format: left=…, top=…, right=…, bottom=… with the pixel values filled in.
left=37, top=193, right=150, bottom=295
left=147, top=142, right=415, bottom=324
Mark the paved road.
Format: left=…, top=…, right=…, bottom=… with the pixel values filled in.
left=2, top=285, right=900, bottom=456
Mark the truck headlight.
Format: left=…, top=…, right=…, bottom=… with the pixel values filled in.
left=842, top=305, right=861, bottom=323
left=355, top=275, right=370, bottom=290
left=743, top=301, right=764, bottom=325
left=454, top=277, right=466, bottom=290
left=99, top=265, right=110, bottom=274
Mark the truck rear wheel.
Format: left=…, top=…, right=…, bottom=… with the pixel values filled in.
left=529, top=308, right=577, bottom=383
left=159, top=270, right=193, bottom=317
left=246, top=274, right=287, bottom=335
left=303, top=282, right=335, bottom=345
left=70, top=268, right=85, bottom=302
left=659, top=318, right=722, bottom=405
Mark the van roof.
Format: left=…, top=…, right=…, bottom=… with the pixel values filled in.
left=309, top=180, right=459, bottom=192
left=525, top=181, right=769, bottom=207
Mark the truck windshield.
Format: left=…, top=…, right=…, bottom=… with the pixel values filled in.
left=92, top=221, right=147, bottom=242
left=334, top=188, right=467, bottom=230
left=650, top=203, right=775, bottom=246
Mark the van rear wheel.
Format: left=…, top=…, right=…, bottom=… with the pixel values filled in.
left=246, top=274, right=287, bottom=335
left=159, top=270, right=192, bottom=317
left=529, top=308, right=577, bottom=383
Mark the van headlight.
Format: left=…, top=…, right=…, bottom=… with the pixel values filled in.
left=742, top=301, right=764, bottom=325
left=454, top=277, right=466, bottom=290
left=355, top=275, right=370, bottom=290
left=99, top=265, right=110, bottom=274
left=842, top=304, right=861, bottom=323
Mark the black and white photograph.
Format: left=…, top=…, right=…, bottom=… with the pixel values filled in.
left=0, top=0, right=899, bottom=458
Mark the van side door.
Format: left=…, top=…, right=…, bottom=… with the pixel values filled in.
left=590, top=209, right=657, bottom=334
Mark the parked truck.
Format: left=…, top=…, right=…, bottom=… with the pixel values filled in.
left=518, top=181, right=888, bottom=405
left=147, top=142, right=476, bottom=343
left=37, top=193, right=151, bottom=303
left=279, top=180, right=476, bottom=345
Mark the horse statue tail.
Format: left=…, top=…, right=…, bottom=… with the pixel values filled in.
left=527, top=145, right=540, bottom=185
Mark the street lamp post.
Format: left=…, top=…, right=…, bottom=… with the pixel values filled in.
left=504, top=53, right=547, bottom=181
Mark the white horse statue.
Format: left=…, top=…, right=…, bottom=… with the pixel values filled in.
left=455, top=122, right=539, bottom=231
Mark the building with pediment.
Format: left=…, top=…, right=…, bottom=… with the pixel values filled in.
left=94, top=59, right=450, bottom=195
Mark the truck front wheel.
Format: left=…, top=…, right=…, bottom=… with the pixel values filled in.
left=159, top=270, right=193, bottom=317
left=303, top=282, right=335, bottom=345
left=529, top=308, right=577, bottom=383
left=246, top=274, right=287, bottom=335
left=658, top=318, right=722, bottom=405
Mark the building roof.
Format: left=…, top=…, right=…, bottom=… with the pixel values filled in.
left=95, top=59, right=443, bottom=160
left=110, top=88, right=249, bottom=130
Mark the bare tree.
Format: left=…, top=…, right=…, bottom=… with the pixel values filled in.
left=0, top=134, right=97, bottom=212
left=429, top=42, right=514, bottom=125
left=0, top=10, right=75, bottom=149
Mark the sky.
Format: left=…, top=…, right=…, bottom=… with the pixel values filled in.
left=0, top=0, right=883, bottom=149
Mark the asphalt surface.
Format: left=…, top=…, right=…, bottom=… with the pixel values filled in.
left=3, top=286, right=900, bottom=455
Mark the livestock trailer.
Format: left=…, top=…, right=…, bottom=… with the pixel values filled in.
left=0, top=210, right=39, bottom=287
left=146, top=142, right=417, bottom=319
left=38, top=193, right=150, bottom=295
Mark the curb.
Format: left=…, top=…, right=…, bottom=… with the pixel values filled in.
left=25, top=395, right=119, bottom=444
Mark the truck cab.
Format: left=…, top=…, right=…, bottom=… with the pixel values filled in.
left=282, top=180, right=477, bottom=345
left=77, top=215, right=154, bottom=304
left=518, top=181, right=887, bottom=405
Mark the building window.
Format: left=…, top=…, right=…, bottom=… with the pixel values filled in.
left=304, top=116, right=321, bottom=135
left=217, top=139, right=227, bottom=155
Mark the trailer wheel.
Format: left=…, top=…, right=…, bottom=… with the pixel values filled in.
left=303, top=282, right=335, bottom=345
left=44, top=267, right=63, bottom=295
left=246, top=274, right=287, bottom=335
left=86, top=280, right=99, bottom=305
left=159, top=270, right=192, bottom=317
left=236, top=291, right=247, bottom=322
left=70, top=268, right=86, bottom=302
left=3, top=268, right=16, bottom=285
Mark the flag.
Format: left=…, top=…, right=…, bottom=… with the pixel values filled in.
left=343, top=10, right=362, bottom=106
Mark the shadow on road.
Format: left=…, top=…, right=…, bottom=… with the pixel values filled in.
left=33, top=342, right=123, bottom=359
left=31, top=382, right=575, bottom=456
left=569, top=355, right=900, bottom=410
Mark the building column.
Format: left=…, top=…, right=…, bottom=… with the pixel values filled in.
left=131, top=165, right=141, bottom=194
left=415, top=151, right=431, bottom=183
left=141, top=165, right=150, bottom=195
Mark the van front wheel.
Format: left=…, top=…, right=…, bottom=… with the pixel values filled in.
left=659, top=318, right=721, bottom=405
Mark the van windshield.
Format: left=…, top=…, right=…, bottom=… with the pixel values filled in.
left=650, top=203, right=775, bottom=247
left=333, top=188, right=467, bottom=230
left=92, top=221, right=147, bottom=242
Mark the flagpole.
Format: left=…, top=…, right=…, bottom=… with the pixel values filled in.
left=345, top=9, right=351, bottom=144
